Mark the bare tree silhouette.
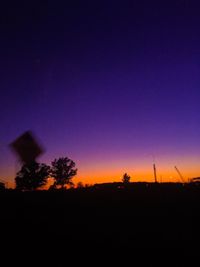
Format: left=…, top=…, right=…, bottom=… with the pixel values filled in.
left=51, top=157, right=77, bottom=189
left=15, top=161, right=50, bottom=190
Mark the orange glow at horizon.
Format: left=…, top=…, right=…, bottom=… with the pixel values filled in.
left=72, top=155, right=200, bottom=185
left=2, top=155, right=200, bottom=188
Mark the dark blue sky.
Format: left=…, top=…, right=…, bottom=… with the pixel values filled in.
left=1, top=1, right=200, bottom=186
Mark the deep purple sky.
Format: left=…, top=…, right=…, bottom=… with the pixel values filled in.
left=1, top=1, right=200, bottom=186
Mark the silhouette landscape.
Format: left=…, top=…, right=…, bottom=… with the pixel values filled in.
left=1, top=0, right=200, bottom=264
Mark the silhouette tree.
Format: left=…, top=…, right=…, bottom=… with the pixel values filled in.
left=122, top=173, right=131, bottom=184
left=0, top=182, right=5, bottom=191
left=51, top=157, right=77, bottom=189
left=15, top=161, right=50, bottom=190
left=77, top=182, right=84, bottom=188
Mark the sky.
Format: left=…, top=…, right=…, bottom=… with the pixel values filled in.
left=0, top=1, right=200, bottom=187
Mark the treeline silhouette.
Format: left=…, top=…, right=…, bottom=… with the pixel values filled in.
left=15, top=156, right=77, bottom=190
left=1, top=155, right=200, bottom=263
left=13, top=155, right=134, bottom=191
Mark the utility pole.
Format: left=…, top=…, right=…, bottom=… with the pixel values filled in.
left=153, top=163, right=158, bottom=183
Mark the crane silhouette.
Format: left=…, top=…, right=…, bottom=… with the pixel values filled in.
left=174, top=166, right=185, bottom=183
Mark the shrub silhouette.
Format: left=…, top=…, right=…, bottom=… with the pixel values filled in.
left=15, top=161, right=50, bottom=190
left=122, top=173, right=131, bottom=184
left=77, top=182, right=84, bottom=188
left=51, top=157, right=77, bottom=189
left=0, top=182, right=5, bottom=191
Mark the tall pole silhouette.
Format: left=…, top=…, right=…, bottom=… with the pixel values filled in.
left=153, top=163, right=158, bottom=183
left=174, top=166, right=185, bottom=183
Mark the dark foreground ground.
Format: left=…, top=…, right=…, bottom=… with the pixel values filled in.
left=1, top=183, right=200, bottom=264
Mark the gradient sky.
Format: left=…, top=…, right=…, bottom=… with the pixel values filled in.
left=1, top=1, right=200, bottom=187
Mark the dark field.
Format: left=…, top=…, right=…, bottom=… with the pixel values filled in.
left=1, top=183, right=200, bottom=263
